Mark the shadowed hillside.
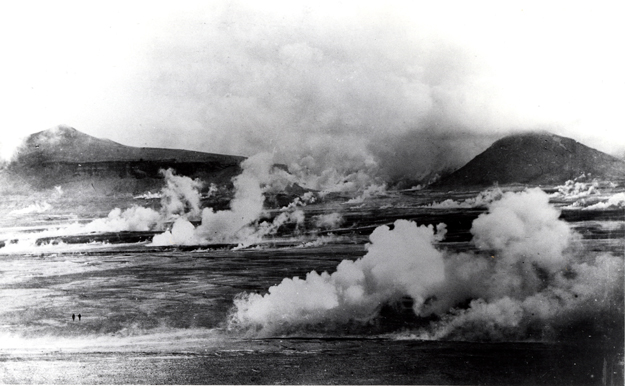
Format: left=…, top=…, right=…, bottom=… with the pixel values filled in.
left=15, top=125, right=245, bottom=164
left=4, top=126, right=245, bottom=194
left=434, top=132, right=625, bottom=188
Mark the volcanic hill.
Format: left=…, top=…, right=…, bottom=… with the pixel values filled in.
left=4, top=126, right=245, bottom=194
left=434, top=132, right=625, bottom=188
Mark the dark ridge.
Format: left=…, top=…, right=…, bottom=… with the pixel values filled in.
left=4, top=125, right=246, bottom=192
left=1, top=126, right=309, bottom=210
left=433, top=131, right=625, bottom=188
left=15, top=125, right=245, bottom=164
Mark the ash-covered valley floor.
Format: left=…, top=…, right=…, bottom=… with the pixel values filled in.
left=0, top=176, right=623, bottom=384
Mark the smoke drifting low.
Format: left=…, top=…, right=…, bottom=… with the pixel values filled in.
left=229, top=189, right=623, bottom=341
left=423, top=187, right=503, bottom=209
left=79, top=168, right=211, bottom=234
left=151, top=153, right=306, bottom=246
left=1, top=152, right=354, bottom=253
left=231, top=220, right=447, bottom=329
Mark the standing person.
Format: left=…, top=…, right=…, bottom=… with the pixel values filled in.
left=72, top=313, right=75, bottom=321
left=78, top=314, right=81, bottom=321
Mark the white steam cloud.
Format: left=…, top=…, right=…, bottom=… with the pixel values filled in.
left=1, top=154, right=321, bottom=252
left=470, top=189, right=573, bottom=272
left=582, top=193, right=625, bottom=210
left=82, top=206, right=161, bottom=233
left=0, top=169, right=204, bottom=251
left=160, top=169, right=203, bottom=219
left=194, top=153, right=272, bottom=243
left=313, top=213, right=344, bottom=229
left=79, top=169, right=205, bottom=234
left=550, top=179, right=600, bottom=200
left=151, top=153, right=306, bottom=246
left=230, top=220, right=447, bottom=332
left=229, top=188, right=623, bottom=340
left=2, top=3, right=624, bottom=181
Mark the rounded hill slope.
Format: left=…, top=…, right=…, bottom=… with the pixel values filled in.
left=15, top=125, right=245, bottom=164
left=434, top=132, right=625, bottom=188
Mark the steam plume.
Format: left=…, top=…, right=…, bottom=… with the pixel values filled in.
left=230, top=220, right=447, bottom=332
left=229, top=188, right=623, bottom=341
left=159, top=169, right=203, bottom=219
left=151, top=153, right=306, bottom=246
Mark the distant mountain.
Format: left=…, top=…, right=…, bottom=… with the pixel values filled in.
left=15, top=125, right=245, bottom=164
left=434, top=132, right=625, bottom=188
left=5, top=126, right=246, bottom=193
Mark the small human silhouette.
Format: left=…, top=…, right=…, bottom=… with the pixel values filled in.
left=78, top=314, right=81, bottom=321
left=72, top=313, right=75, bottom=321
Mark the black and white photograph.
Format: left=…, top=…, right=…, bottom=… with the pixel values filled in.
left=0, top=1, right=623, bottom=384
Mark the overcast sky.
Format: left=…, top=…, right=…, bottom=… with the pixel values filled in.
left=1, top=1, right=623, bottom=176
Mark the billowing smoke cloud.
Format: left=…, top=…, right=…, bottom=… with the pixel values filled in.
left=470, top=189, right=573, bottom=272
left=287, top=158, right=385, bottom=193
left=151, top=153, right=305, bottom=246
left=0, top=169, right=204, bottom=251
left=346, top=183, right=388, bottom=204
left=313, top=213, right=344, bottom=229
left=77, top=3, right=549, bottom=185
left=229, top=188, right=623, bottom=341
left=550, top=178, right=601, bottom=201
left=581, top=192, right=625, bottom=210
left=421, top=189, right=579, bottom=317
left=80, top=168, right=206, bottom=234
left=2, top=3, right=623, bottom=179
left=82, top=206, right=161, bottom=233
left=0, top=153, right=325, bottom=252
left=424, top=252, right=622, bottom=341
left=229, top=220, right=447, bottom=332
left=159, top=169, right=203, bottom=219
left=0, top=4, right=488, bottom=183
left=196, top=153, right=272, bottom=242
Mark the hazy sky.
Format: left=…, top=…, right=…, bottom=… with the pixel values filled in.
left=1, top=1, right=623, bottom=176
